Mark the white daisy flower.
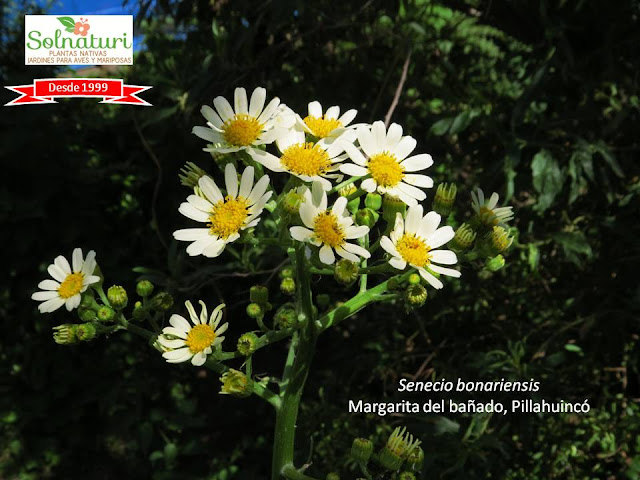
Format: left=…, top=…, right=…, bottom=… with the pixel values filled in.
left=192, top=87, right=293, bottom=154
left=158, top=300, right=228, bottom=366
left=380, top=205, right=461, bottom=289
left=290, top=182, right=371, bottom=265
left=471, top=188, right=514, bottom=226
left=173, top=163, right=272, bottom=258
left=32, top=248, right=100, bottom=313
left=299, top=101, right=358, bottom=141
left=340, top=120, right=434, bottom=206
left=248, top=125, right=347, bottom=191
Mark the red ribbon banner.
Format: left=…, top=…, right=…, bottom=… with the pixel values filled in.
left=4, top=78, right=152, bottom=106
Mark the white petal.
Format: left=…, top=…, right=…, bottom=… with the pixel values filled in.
left=361, top=178, right=377, bottom=192
left=290, top=226, right=313, bottom=242
left=340, top=163, right=368, bottom=177
left=380, top=236, right=398, bottom=256
left=248, top=174, right=270, bottom=203
left=427, top=226, right=455, bottom=249
left=389, top=257, right=407, bottom=270
left=179, top=203, right=210, bottom=223
left=81, top=250, right=97, bottom=276
left=357, top=126, right=377, bottom=157
left=38, top=297, right=65, bottom=313
left=429, top=264, right=461, bottom=278
left=430, top=250, right=458, bottom=265
left=54, top=255, right=71, bottom=275
left=319, top=245, right=335, bottom=264
left=170, top=314, right=191, bottom=331
left=224, top=163, right=238, bottom=198
left=193, top=126, right=222, bottom=143
left=158, top=337, right=187, bottom=349
left=419, top=269, right=443, bottom=289
left=401, top=154, right=433, bottom=172
left=403, top=174, right=433, bottom=188
left=392, top=136, right=417, bottom=160
left=38, top=279, right=59, bottom=290
left=338, top=109, right=357, bottom=126
left=257, top=97, right=281, bottom=124
left=488, top=192, right=499, bottom=209
left=173, top=228, right=210, bottom=241
left=239, top=166, right=255, bottom=199
left=397, top=182, right=427, bottom=202
left=341, top=242, right=371, bottom=258
left=161, top=327, right=188, bottom=338
left=47, top=264, right=67, bottom=282
left=332, top=197, right=348, bottom=217
left=249, top=149, right=283, bottom=172
left=417, top=211, right=441, bottom=239
left=187, top=194, right=214, bottom=212
left=343, top=142, right=367, bottom=166
left=202, top=240, right=226, bottom=258
left=213, top=95, right=235, bottom=121
left=335, top=246, right=359, bottom=262
left=385, top=123, right=403, bottom=149
left=191, top=352, right=208, bottom=366
left=72, top=248, right=83, bottom=272
left=32, top=290, right=59, bottom=301
left=405, top=205, right=424, bottom=234
left=201, top=105, right=223, bottom=128
left=371, top=121, right=386, bottom=152
left=199, top=176, right=224, bottom=203
left=249, top=87, right=267, bottom=117
left=325, top=105, right=340, bottom=119
left=234, top=87, right=248, bottom=114
left=308, top=101, right=322, bottom=117
left=344, top=225, right=369, bottom=240
left=163, top=348, right=192, bottom=362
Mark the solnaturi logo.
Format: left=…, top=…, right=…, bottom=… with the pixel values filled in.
left=25, top=15, right=133, bottom=66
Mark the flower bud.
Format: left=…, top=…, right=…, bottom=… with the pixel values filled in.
left=179, top=161, right=207, bottom=188
left=283, top=190, right=304, bottom=214
left=246, top=302, right=264, bottom=319
left=107, top=285, right=128, bottom=309
left=149, top=292, right=174, bottom=311
left=405, top=446, right=424, bottom=471
left=53, top=324, right=77, bottom=345
left=96, top=305, right=116, bottom=322
left=347, top=196, right=361, bottom=214
left=219, top=369, right=252, bottom=398
left=274, top=306, right=296, bottom=329
left=450, top=223, right=476, bottom=252
left=433, top=183, right=457, bottom=216
left=237, top=332, right=259, bottom=356
left=136, top=280, right=154, bottom=298
left=250, top=285, right=269, bottom=304
left=408, top=273, right=421, bottom=285
left=485, top=254, right=506, bottom=272
left=132, top=301, right=146, bottom=320
left=382, top=195, right=406, bottom=224
left=479, top=226, right=513, bottom=256
left=338, top=183, right=357, bottom=197
left=79, top=308, right=96, bottom=322
left=365, top=193, right=383, bottom=211
left=377, top=427, right=421, bottom=471
left=76, top=323, right=97, bottom=342
left=326, top=474, right=340, bottom=480
left=398, top=473, right=416, bottom=480
left=280, top=278, right=296, bottom=296
left=351, top=438, right=373, bottom=464
left=405, top=284, right=427, bottom=308
left=279, top=266, right=294, bottom=279
left=334, top=259, right=359, bottom=286
left=79, top=290, right=96, bottom=309
left=355, top=208, right=379, bottom=228
left=316, top=294, right=330, bottom=309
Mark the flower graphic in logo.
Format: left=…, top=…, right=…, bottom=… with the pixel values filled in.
left=57, top=16, right=90, bottom=36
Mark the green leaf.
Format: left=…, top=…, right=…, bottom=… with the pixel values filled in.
left=449, top=110, right=472, bottom=134
left=528, top=243, right=539, bottom=271
left=531, top=149, right=565, bottom=213
left=57, top=16, right=75, bottom=29
left=592, top=140, right=624, bottom=178
left=429, top=117, right=453, bottom=136
left=65, top=27, right=75, bottom=33
left=552, top=231, right=593, bottom=266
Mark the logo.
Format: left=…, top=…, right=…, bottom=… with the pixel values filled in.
left=25, top=15, right=133, bottom=66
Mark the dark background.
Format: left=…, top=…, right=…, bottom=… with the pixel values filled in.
left=1, top=0, right=639, bottom=478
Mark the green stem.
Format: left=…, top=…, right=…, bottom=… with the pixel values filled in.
left=281, top=464, right=321, bottom=480
left=328, top=175, right=361, bottom=194
left=271, top=247, right=317, bottom=480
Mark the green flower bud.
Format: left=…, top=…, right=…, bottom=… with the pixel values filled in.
left=405, top=284, right=427, bottom=308
left=279, top=266, right=294, bottom=279
left=274, top=306, right=296, bottom=329
left=326, top=474, right=340, bottom=480
left=433, top=183, right=457, bottom=216
left=96, top=305, right=115, bottom=322
left=53, top=324, right=77, bottom=345
left=79, top=290, right=96, bottom=309
left=250, top=285, right=269, bottom=304
left=179, top=161, right=207, bottom=188
left=280, top=278, right=296, bottom=296
left=450, top=223, right=477, bottom=252
left=485, top=254, right=506, bottom=272
left=246, top=302, right=264, bottom=319
left=488, top=226, right=513, bottom=254
left=355, top=208, right=379, bottom=228
left=408, top=273, right=421, bottom=285
left=347, top=196, right=361, bottom=214
left=107, top=285, right=128, bottom=309
left=283, top=190, right=304, bottom=214
left=398, top=472, right=416, bottom=480
left=316, top=294, right=330, bottom=309
left=339, top=183, right=357, bottom=197
left=132, top=301, right=146, bottom=320
left=405, top=446, right=424, bottom=471
left=219, top=369, right=252, bottom=398
left=237, top=332, right=259, bottom=356
left=334, top=259, right=359, bottom=286
left=79, top=308, right=97, bottom=322
left=377, top=427, right=422, bottom=471
left=365, top=193, right=383, bottom=211
left=149, top=292, right=174, bottom=311
left=76, top=323, right=97, bottom=342
left=136, top=280, right=154, bottom=298
left=351, top=438, right=374, bottom=464
left=382, top=195, right=406, bottom=224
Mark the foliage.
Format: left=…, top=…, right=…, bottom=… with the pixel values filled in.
left=1, top=0, right=638, bottom=479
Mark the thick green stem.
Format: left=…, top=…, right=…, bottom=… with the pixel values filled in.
left=281, top=464, right=321, bottom=480
left=271, top=247, right=317, bottom=480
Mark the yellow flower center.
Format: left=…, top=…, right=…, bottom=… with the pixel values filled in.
left=313, top=212, right=345, bottom=248
left=208, top=196, right=249, bottom=239
left=185, top=324, right=216, bottom=353
left=58, top=272, right=85, bottom=299
left=222, top=114, right=263, bottom=147
left=303, top=115, right=342, bottom=138
left=281, top=142, right=332, bottom=177
left=396, top=234, right=431, bottom=267
left=368, top=152, right=404, bottom=188
left=478, top=207, right=499, bottom=226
